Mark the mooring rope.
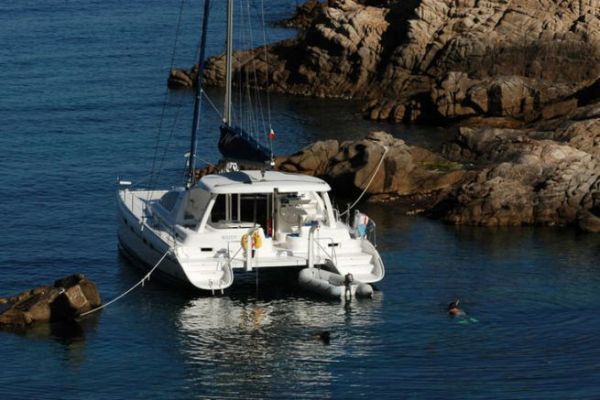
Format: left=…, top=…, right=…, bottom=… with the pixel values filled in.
left=78, top=249, right=172, bottom=318
left=340, top=145, right=389, bottom=217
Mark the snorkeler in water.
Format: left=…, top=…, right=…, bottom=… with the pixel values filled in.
left=448, top=299, right=466, bottom=317
left=448, top=299, right=478, bottom=324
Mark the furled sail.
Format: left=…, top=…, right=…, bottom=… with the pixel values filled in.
left=218, top=125, right=272, bottom=164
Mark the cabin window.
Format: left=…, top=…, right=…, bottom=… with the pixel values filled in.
left=159, top=191, right=179, bottom=212
left=209, top=193, right=271, bottom=231
left=239, top=194, right=268, bottom=224
left=184, top=188, right=210, bottom=220
left=210, top=195, right=227, bottom=222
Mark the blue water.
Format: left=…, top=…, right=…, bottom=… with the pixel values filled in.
left=1, top=1, right=599, bottom=398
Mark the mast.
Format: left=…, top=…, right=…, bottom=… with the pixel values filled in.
left=224, top=0, right=234, bottom=126
left=217, top=0, right=274, bottom=167
left=187, top=0, right=211, bottom=188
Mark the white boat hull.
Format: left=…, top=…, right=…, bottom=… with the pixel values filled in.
left=116, top=173, right=385, bottom=294
left=117, top=190, right=234, bottom=291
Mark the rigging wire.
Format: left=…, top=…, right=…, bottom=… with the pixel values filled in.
left=155, top=0, right=214, bottom=188
left=236, top=0, right=243, bottom=129
left=201, top=88, right=224, bottom=120
left=236, top=0, right=271, bottom=152
left=152, top=92, right=186, bottom=189
left=259, top=0, right=273, bottom=131
left=146, top=0, right=187, bottom=198
left=244, top=7, right=257, bottom=141
left=147, top=0, right=276, bottom=188
left=246, top=0, right=267, bottom=140
left=258, top=0, right=274, bottom=157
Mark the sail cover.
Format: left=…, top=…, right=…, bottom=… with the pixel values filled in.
left=218, top=125, right=272, bottom=164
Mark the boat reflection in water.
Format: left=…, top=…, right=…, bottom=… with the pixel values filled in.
left=175, top=288, right=384, bottom=397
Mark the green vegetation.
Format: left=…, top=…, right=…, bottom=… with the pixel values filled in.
left=419, top=160, right=463, bottom=172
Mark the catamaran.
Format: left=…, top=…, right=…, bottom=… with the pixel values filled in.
left=116, top=0, right=385, bottom=298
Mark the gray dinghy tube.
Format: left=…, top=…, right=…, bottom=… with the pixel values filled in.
left=298, top=268, right=374, bottom=299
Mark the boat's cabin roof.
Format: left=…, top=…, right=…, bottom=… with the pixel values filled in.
left=197, top=170, right=331, bottom=194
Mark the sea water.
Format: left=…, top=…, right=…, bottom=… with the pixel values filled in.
left=1, top=1, right=599, bottom=398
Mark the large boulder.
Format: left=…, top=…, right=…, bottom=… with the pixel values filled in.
left=0, top=274, right=102, bottom=327
left=277, top=130, right=466, bottom=211
left=276, top=139, right=340, bottom=175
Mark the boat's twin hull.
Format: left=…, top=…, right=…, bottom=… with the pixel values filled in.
left=117, top=187, right=384, bottom=293
left=118, top=219, right=190, bottom=286
left=118, top=202, right=233, bottom=291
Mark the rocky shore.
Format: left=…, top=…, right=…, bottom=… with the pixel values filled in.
left=276, top=130, right=466, bottom=212
left=173, top=0, right=599, bottom=124
left=179, top=0, right=599, bottom=228
left=434, top=100, right=600, bottom=227
left=275, top=93, right=599, bottom=228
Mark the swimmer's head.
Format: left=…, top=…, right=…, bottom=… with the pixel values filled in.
left=448, top=299, right=463, bottom=315
left=447, top=299, right=460, bottom=311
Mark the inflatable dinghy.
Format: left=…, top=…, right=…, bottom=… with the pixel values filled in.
left=298, top=268, right=374, bottom=299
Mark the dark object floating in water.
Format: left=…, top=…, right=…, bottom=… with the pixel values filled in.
left=0, top=274, right=102, bottom=327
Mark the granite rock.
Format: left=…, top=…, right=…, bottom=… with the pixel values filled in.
left=276, top=130, right=466, bottom=211
left=185, top=0, right=599, bottom=123
left=0, top=274, right=102, bottom=327
left=433, top=103, right=600, bottom=226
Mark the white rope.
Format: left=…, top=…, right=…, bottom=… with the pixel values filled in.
left=340, top=145, right=389, bottom=217
left=78, top=249, right=172, bottom=318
